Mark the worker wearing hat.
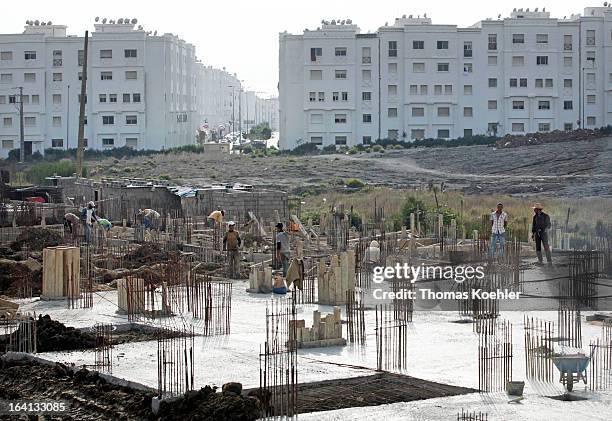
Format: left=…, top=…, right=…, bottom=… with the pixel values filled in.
left=275, top=222, right=291, bottom=277
left=223, top=221, right=242, bottom=279
left=531, top=203, right=552, bottom=265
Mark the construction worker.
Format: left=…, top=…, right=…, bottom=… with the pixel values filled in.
left=81, top=201, right=98, bottom=244
left=275, top=223, right=290, bottom=277
left=64, top=212, right=81, bottom=236
left=97, top=218, right=113, bottom=237
left=207, top=209, right=225, bottom=227
left=532, top=203, right=552, bottom=266
left=489, top=203, right=508, bottom=259
left=138, top=208, right=160, bottom=230
left=223, top=221, right=242, bottom=279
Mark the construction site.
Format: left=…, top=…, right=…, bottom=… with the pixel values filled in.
left=0, top=146, right=611, bottom=421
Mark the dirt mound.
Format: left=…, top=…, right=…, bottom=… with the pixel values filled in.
left=0, top=258, right=42, bottom=297
left=10, top=227, right=62, bottom=251
left=158, top=384, right=262, bottom=421
left=123, top=243, right=178, bottom=268
left=495, top=128, right=609, bottom=149
left=27, top=314, right=95, bottom=352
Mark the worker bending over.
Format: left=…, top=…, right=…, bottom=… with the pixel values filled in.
left=64, top=212, right=81, bottom=236
left=138, top=208, right=160, bottom=230
left=208, top=209, right=225, bottom=227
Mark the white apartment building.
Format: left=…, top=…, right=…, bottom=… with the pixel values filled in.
left=0, top=20, right=274, bottom=158
left=279, top=6, right=611, bottom=149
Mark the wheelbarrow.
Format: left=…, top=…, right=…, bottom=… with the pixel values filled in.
left=552, top=353, right=590, bottom=392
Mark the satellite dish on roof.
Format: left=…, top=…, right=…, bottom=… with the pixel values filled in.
left=347, top=19, right=352, bottom=24
left=424, top=13, right=427, bottom=18
left=41, top=22, right=46, bottom=26
left=331, top=19, right=336, bottom=24
left=48, top=21, right=52, bottom=25
left=34, top=20, right=39, bottom=25
left=402, top=14, right=406, bottom=18
left=131, top=18, right=137, bottom=24
left=102, top=18, right=107, bottom=23
left=118, top=18, right=124, bottom=24
left=535, top=8, right=538, bottom=12
left=498, top=14, right=501, bottom=19
left=95, top=16, right=99, bottom=22
left=154, top=30, right=157, bottom=35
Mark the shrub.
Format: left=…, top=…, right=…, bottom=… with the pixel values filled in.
left=371, top=145, right=385, bottom=153
left=345, top=178, right=366, bottom=189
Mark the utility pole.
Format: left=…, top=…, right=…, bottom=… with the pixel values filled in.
left=18, top=87, right=24, bottom=163
left=228, top=85, right=235, bottom=136
left=238, top=88, right=242, bottom=139
left=76, top=31, right=88, bottom=178
left=66, top=84, right=70, bottom=149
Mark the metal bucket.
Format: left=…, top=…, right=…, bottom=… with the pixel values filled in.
left=507, top=381, right=525, bottom=396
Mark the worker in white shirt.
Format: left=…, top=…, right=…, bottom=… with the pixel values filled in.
left=489, top=203, right=508, bottom=259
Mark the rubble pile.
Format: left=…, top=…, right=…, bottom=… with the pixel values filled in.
left=495, top=127, right=611, bottom=149
left=10, top=227, right=62, bottom=251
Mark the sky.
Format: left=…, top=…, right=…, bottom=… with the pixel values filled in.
left=0, top=0, right=595, bottom=95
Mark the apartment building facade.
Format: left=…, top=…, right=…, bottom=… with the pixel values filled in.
left=279, top=7, right=610, bottom=149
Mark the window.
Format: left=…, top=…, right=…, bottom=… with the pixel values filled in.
left=413, top=62, right=425, bottom=72
left=52, top=116, right=61, bottom=127
left=109, top=94, right=117, bottom=103
left=363, top=114, right=372, bottom=123
left=437, top=63, right=449, bottom=72
left=101, top=71, right=113, bottom=81
left=545, top=79, right=553, bottom=88
left=24, top=51, right=36, bottom=60
left=2, top=139, right=14, bottom=149
left=21, top=95, right=29, bottom=105
left=124, top=49, right=137, bottom=58
left=488, top=100, right=497, bottom=110
left=102, top=138, right=115, bottom=146
left=388, top=85, right=397, bottom=96
left=52, top=94, right=61, bottom=105
left=102, top=116, right=115, bottom=125
left=388, top=108, right=398, bottom=118
left=332, top=92, right=339, bottom=102
left=3, top=117, right=11, bottom=127
left=412, top=107, right=424, bottom=117
left=31, top=95, right=39, bottom=104
left=126, top=115, right=137, bottom=125
left=318, top=92, right=324, bottom=102
left=78, top=72, right=83, bottom=81
left=53, top=72, right=62, bottom=82
left=411, top=129, right=425, bottom=140
left=444, top=85, right=452, bottom=94
left=0, top=96, right=4, bottom=104
left=335, top=70, right=347, bottom=79
left=413, top=40, right=424, bottom=50
left=341, top=91, right=348, bottom=101
left=488, top=78, right=497, bottom=88
left=99, top=94, right=107, bottom=103
left=362, top=47, right=371, bottom=63
left=510, top=78, right=518, bottom=88
left=463, top=41, right=472, bottom=57
left=420, top=85, right=428, bottom=95
left=512, top=34, right=525, bottom=44
left=437, top=129, right=450, bottom=138
left=78, top=50, right=84, bottom=66
left=133, top=93, right=141, bottom=102
left=51, top=139, right=63, bottom=148
left=564, top=123, right=573, bottom=131
left=125, top=71, right=137, bottom=80
left=0, top=51, right=12, bottom=60
left=587, top=51, right=596, bottom=64
left=0, top=73, right=12, bottom=83
left=310, top=70, right=322, bottom=80
left=535, top=79, right=543, bottom=88
left=52, top=50, right=62, bottom=67
left=362, top=91, right=371, bottom=101
left=536, top=34, right=549, bottom=44
left=362, top=136, right=372, bottom=145
left=538, top=123, right=550, bottom=132
left=310, top=136, right=323, bottom=145
left=488, top=34, right=497, bottom=50
left=410, top=85, right=418, bottom=95
left=536, top=56, right=548, bottom=65
left=512, top=123, right=525, bottom=132
left=334, top=47, right=347, bottom=56
left=586, top=30, right=595, bottom=46
left=126, top=138, right=138, bottom=148
left=437, top=40, right=448, bottom=49
left=587, top=116, right=596, bottom=126
left=434, top=85, right=442, bottom=95
left=310, top=47, right=322, bottom=61
left=464, top=85, right=472, bottom=95
left=334, top=114, right=347, bottom=124
left=512, top=56, right=524, bottom=66
left=309, top=92, right=316, bottom=102
left=24, top=117, right=36, bottom=127
left=9, top=95, right=16, bottom=104
left=538, top=101, right=550, bottom=110
left=464, top=107, right=473, bottom=117
left=388, top=130, right=398, bottom=140
left=463, top=63, right=473, bottom=73
left=388, top=41, right=397, bottom=57
left=564, top=79, right=573, bottom=88
left=564, top=101, right=573, bottom=110
left=564, top=35, right=572, bottom=50
left=100, top=49, right=112, bottom=59
left=362, top=69, right=371, bottom=81
left=335, top=136, right=347, bottom=145
left=488, top=56, right=497, bottom=65
left=520, top=78, right=527, bottom=87
left=512, top=101, right=524, bottom=110
left=388, top=63, right=397, bottom=74
left=464, top=129, right=473, bottom=138
left=310, top=113, right=323, bottom=124
left=564, top=56, right=572, bottom=67
left=24, top=72, right=36, bottom=82
left=437, top=107, right=450, bottom=117
left=587, top=95, right=596, bottom=104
